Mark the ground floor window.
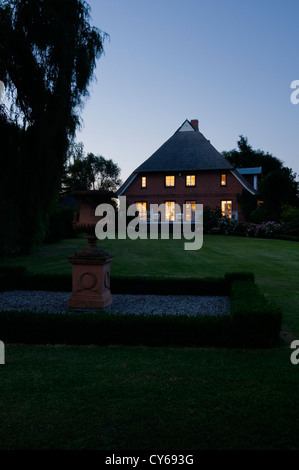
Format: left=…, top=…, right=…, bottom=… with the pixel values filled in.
left=165, top=201, right=176, bottom=221
left=185, top=201, right=196, bottom=221
left=136, top=202, right=147, bottom=221
left=221, top=200, right=232, bottom=218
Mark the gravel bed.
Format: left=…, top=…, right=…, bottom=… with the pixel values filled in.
left=0, top=291, right=230, bottom=316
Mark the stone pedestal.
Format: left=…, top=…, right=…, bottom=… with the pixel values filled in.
left=68, top=246, right=114, bottom=310
left=67, top=190, right=116, bottom=310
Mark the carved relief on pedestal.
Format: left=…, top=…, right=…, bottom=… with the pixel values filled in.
left=79, top=272, right=97, bottom=290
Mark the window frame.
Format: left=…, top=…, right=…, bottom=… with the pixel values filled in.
left=186, top=175, right=196, bottom=187
left=221, top=200, right=232, bottom=218
left=185, top=200, right=196, bottom=221
left=135, top=201, right=147, bottom=221
left=220, top=173, right=227, bottom=187
left=141, top=176, right=147, bottom=188
left=164, top=200, right=176, bottom=222
left=165, top=175, right=175, bottom=187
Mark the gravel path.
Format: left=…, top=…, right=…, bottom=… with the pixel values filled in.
left=0, top=291, right=230, bottom=316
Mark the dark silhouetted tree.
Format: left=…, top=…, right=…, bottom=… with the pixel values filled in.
left=0, top=0, right=107, bottom=253
left=62, top=143, right=122, bottom=193
left=223, top=136, right=299, bottom=221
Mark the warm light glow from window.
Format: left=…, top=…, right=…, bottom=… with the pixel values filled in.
left=141, top=176, right=147, bottom=188
left=186, top=175, right=196, bottom=186
left=165, top=201, right=175, bottom=221
left=221, top=174, right=227, bottom=186
left=221, top=200, right=232, bottom=218
left=165, top=175, right=175, bottom=187
left=185, top=201, right=196, bottom=221
left=136, top=202, right=147, bottom=221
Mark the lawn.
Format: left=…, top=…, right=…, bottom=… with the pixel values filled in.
left=5, top=234, right=299, bottom=335
left=1, top=234, right=299, bottom=450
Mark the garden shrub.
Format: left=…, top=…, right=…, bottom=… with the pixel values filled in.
left=45, top=205, right=77, bottom=243
left=0, top=274, right=282, bottom=348
left=229, top=280, right=282, bottom=347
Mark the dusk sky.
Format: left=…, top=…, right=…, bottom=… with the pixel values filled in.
left=76, top=0, right=299, bottom=183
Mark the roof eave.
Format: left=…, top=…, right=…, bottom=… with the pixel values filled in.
left=231, top=169, right=258, bottom=195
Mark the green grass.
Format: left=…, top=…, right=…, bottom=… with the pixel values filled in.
left=1, top=234, right=299, bottom=449
left=1, top=344, right=299, bottom=450
left=5, top=235, right=299, bottom=336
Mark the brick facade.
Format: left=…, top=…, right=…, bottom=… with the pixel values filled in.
left=124, top=170, right=246, bottom=221
left=117, top=119, right=258, bottom=221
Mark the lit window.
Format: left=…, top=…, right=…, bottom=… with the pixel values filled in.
left=165, top=201, right=175, bottom=221
left=186, top=175, right=196, bottom=186
left=136, top=202, right=147, bottom=221
left=221, top=200, right=232, bottom=218
left=165, top=175, right=175, bottom=187
left=221, top=174, right=227, bottom=186
left=141, top=176, right=147, bottom=188
left=185, top=201, right=196, bottom=221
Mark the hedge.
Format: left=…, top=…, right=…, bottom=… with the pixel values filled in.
left=0, top=265, right=254, bottom=295
left=0, top=271, right=281, bottom=348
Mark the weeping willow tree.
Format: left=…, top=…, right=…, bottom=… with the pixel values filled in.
left=0, top=0, right=107, bottom=253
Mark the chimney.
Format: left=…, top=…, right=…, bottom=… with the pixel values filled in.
left=191, top=119, right=199, bottom=131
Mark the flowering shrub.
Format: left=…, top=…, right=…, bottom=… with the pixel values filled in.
left=210, top=216, right=240, bottom=235
left=245, top=221, right=283, bottom=238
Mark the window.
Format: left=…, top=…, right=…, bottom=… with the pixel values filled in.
left=186, top=175, right=196, bottom=186
left=165, top=201, right=175, bottom=221
left=165, top=175, right=175, bottom=187
left=221, top=174, right=227, bottom=186
left=141, top=176, right=147, bottom=188
left=136, top=202, right=147, bottom=221
left=185, top=201, right=196, bottom=221
left=221, top=200, right=232, bottom=218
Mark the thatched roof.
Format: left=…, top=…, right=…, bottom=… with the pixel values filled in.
left=134, top=119, right=233, bottom=173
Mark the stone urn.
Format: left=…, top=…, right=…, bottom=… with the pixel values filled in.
left=67, top=190, right=116, bottom=310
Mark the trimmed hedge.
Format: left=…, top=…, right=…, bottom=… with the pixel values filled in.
left=0, top=265, right=254, bottom=295
left=0, top=270, right=281, bottom=348
left=0, top=310, right=231, bottom=347
left=229, top=280, right=282, bottom=348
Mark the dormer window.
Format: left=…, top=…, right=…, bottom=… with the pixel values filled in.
left=165, top=175, right=175, bottom=187
left=186, top=175, right=196, bottom=186
left=141, top=176, right=147, bottom=188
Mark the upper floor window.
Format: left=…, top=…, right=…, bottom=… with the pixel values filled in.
left=221, top=174, right=227, bottom=186
left=141, top=176, right=147, bottom=188
left=165, top=175, right=175, bottom=187
left=186, top=175, right=196, bottom=186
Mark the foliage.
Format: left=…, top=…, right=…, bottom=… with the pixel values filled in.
left=281, top=205, right=299, bottom=235
left=45, top=205, right=77, bottom=243
left=0, top=277, right=281, bottom=348
left=0, top=0, right=106, bottom=254
left=230, top=280, right=282, bottom=347
left=245, top=221, right=283, bottom=238
left=203, top=206, right=241, bottom=234
left=61, top=142, right=122, bottom=193
left=223, top=136, right=299, bottom=222
left=223, top=135, right=282, bottom=175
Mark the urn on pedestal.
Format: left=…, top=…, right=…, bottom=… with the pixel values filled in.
left=67, top=190, right=115, bottom=309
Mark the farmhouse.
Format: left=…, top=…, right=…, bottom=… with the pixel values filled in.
left=117, top=119, right=258, bottom=222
